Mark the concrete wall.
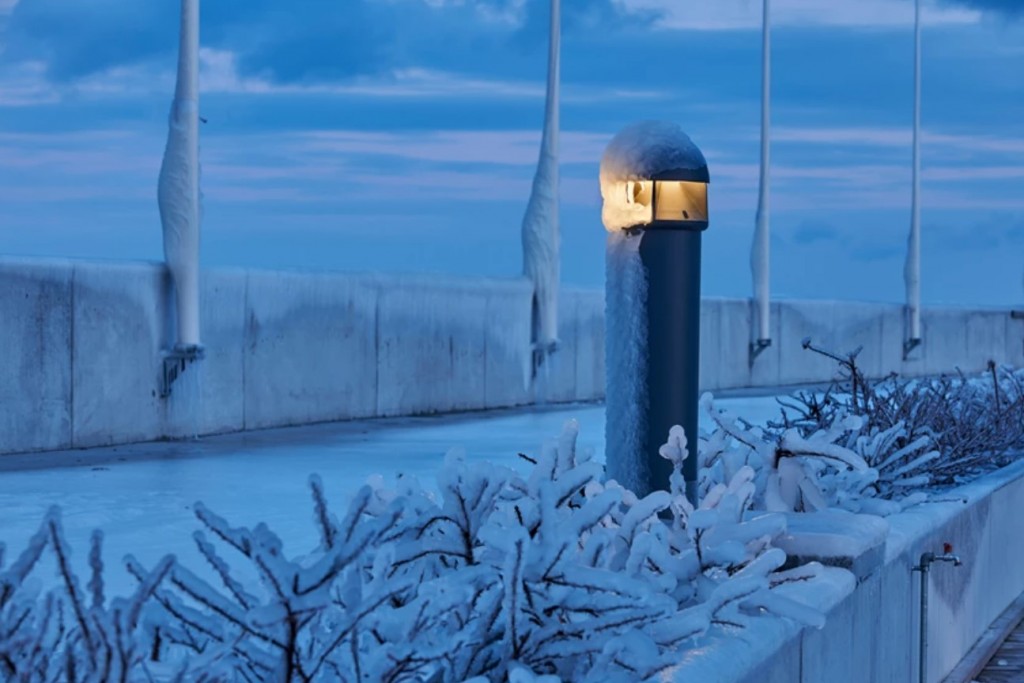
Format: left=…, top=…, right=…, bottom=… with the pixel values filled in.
left=669, top=461, right=1024, bottom=683
left=0, top=259, right=73, bottom=453
left=2, top=256, right=1022, bottom=455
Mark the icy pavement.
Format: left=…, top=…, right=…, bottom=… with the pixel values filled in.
left=0, top=392, right=788, bottom=596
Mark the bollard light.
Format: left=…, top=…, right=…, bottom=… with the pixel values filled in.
left=601, top=121, right=709, bottom=502
left=610, top=174, right=708, bottom=229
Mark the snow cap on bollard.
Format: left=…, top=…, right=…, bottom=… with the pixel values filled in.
left=600, top=121, right=710, bottom=233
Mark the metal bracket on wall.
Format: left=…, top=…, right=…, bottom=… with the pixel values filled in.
left=748, top=338, right=771, bottom=367
left=903, top=337, right=922, bottom=360
left=531, top=340, right=559, bottom=380
left=160, top=344, right=206, bottom=399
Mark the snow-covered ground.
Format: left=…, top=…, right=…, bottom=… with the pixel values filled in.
left=0, top=394, right=786, bottom=596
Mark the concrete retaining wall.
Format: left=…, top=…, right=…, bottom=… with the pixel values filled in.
left=1, top=256, right=1022, bottom=455
left=669, top=461, right=1024, bottom=683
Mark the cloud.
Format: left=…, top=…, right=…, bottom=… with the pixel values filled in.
left=771, top=125, right=1024, bottom=157
left=0, top=46, right=668, bottom=106
left=0, top=60, right=57, bottom=105
left=5, top=0, right=656, bottom=87
left=198, top=55, right=666, bottom=103
left=0, top=125, right=608, bottom=208
left=0, top=0, right=19, bottom=48
left=939, top=0, right=1024, bottom=17
left=512, top=0, right=662, bottom=45
left=791, top=221, right=841, bottom=245
left=6, top=1, right=178, bottom=80
left=927, top=217, right=1024, bottom=253
left=5, top=0, right=417, bottom=83
left=290, top=129, right=611, bottom=166
left=850, top=243, right=904, bottom=262
left=201, top=0, right=395, bottom=83
left=68, top=50, right=549, bottom=101
left=629, top=0, right=980, bottom=30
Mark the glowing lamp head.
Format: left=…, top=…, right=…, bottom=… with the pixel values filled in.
left=599, top=121, right=710, bottom=233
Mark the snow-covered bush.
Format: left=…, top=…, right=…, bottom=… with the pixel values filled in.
left=143, top=420, right=822, bottom=681
left=700, top=341, right=1024, bottom=516
left=700, top=396, right=885, bottom=514
left=0, top=509, right=172, bottom=681
left=0, top=422, right=824, bottom=683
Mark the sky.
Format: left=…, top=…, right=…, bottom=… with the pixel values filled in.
left=0, top=0, right=1022, bottom=306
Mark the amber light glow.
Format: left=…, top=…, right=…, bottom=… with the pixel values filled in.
left=654, top=181, right=708, bottom=224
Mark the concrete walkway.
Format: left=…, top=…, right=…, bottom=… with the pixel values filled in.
left=945, top=592, right=1024, bottom=682
left=0, top=393, right=787, bottom=598
left=977, top=627, right=1024, bottom=682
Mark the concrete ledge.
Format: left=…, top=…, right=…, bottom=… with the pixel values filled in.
left=749, top=302, right=784, bottom=389
left=670, top=461, right=1024, bottom=683
left=376, top=275, right=489, bottom=417
left=483, top=280, right=533, bottom=409
left=573, top=289, right=605, bottom=403
left=777, top=510, right=889, bottom=582
left=186, top=269, right=246, bottom=438
left=668, top=567, right=856, bottom=683
left=0, top=258, right=73, bottom=453
left=543, top=290, right=580, bottom=404
left=71, top=260, right=168, bottom=449
left=244, top=270, right=378, bottom=428
left=2, top=256, right=1023, bottom=455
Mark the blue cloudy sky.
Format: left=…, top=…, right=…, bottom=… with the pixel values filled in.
left=0, top=0, right=1022, bottom=305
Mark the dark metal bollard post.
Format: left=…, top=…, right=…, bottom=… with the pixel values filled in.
left=641, top=228, right=703, bottom=501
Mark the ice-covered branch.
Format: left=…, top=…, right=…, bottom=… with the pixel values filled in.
left=0, top=420, right=831, bottom=682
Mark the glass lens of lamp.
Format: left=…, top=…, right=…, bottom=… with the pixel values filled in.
left=654, top=181, right=708, bottom=223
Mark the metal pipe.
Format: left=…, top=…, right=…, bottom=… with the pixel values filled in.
left=913, top=549, right=961, bottom=683
left=641, top=228, right=703, bottom=500
left=918, top=553, right=930, bottom=683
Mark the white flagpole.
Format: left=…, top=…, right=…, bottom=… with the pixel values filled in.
left=751, top=0, right=772, bottom=352
left=905, top=0, right=923, bottom=351
left=158, top=0, right=202, bottom=348
left=521, top=0, right=561, bottom=365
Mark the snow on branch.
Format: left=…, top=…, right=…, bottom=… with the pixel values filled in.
left=699, top=343, right=1024, bottom=515
left=0, top=422, right=826, bottom=682
left=0, top=508, right=174, bottom=681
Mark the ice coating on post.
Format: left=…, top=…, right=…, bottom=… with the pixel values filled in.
left=604, top=231, right=649, bottom=493
left=158, top=0, right=201, bottom=347
left=521, top=0, right=561, bottom=358
left=751, top=0, right=772, bottom=344
left=904, top=0, right=922, bottom=344
left=599, top=120, right=709, bottom=233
